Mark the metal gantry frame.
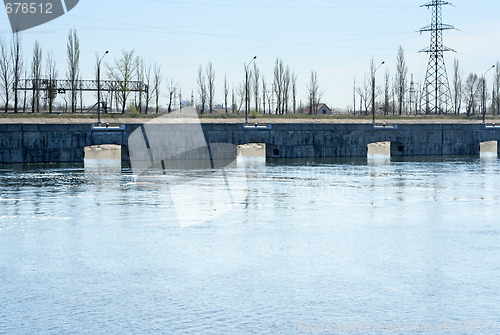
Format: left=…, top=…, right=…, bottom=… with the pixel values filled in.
left=419, top=0, right=456, bottom=114
left=16, top=78, right=148, bottom=111
left=17, top=78, right=148, bottom=93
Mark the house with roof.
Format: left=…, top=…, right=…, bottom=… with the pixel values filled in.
left=316, top=104, right=332, bottom=115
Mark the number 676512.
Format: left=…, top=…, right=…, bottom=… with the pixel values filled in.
left=5, top=2, right=53, bottom=14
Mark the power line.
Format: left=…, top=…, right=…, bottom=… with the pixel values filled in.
left=454, top=5, right=500, bottom=24
left=146, top=0, right=414, bottom=10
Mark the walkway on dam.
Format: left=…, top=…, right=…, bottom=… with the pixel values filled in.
left=0, top=117, right=492, bottom=125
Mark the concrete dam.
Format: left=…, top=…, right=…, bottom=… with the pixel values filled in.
left=1, top=122, right=500, bottom=164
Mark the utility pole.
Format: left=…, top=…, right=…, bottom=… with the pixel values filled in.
left=410, top=74, right=415, bottom=115
left=419, top=0, right=455, bottom=114
left=245, top=56, right=257, bottom=124
left=482, top=65, right=495, bottom=124
left=179, top=88, right=182, bottom=111
left=372, top=61, right=385, bottom=125
left=97, top=50, right=108, bottom=125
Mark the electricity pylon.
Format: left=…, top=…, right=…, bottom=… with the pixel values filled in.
left=420, top=0, right=455, bottom=114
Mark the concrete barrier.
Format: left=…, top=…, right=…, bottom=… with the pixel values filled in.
left=2, top=122, right=500, bottom=163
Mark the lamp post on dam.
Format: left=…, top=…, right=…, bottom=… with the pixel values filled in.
left=245, top=56, right=257, bottom=125
left=482, top=64, right=495, bottom=124
left=97, top=50, right=109, bottom=126
left=372, top=61, right=385, bottom=125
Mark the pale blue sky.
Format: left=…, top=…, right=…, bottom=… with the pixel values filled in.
left=1, top=0, right=499, bottom=109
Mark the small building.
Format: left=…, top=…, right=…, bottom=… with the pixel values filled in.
left=316, top=104, right=332, bottom=115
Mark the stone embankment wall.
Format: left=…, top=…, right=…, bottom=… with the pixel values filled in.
left=1, top=123, right=499, bottom=163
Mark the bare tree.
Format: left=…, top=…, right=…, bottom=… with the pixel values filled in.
left=356, top=85, right=363, bottom=114
left=493, top=62, right=500, bottom=116
left=11, top=32, right=23, bottom=113
left=244, top=62, right=253, bottom=115
left=253, top=62, right=260, bottom=113
left=273, top=58, right=284, bottom=114
left=353, top=78, right=356, bottom=115
left=206, top=62, right=215, bottom=113
left=153, top=63, right=161, bottom=114
left=384, top=71, right=390, bottom=115
left=291, top=72, right=297, bottom=114
left=224, top=74, right=229, bottom=113
left=452, top=59, right=462, bottom=114
left=479, top=76, right=489, bottom=116
left=0, top=37, right=12, bottom=113
left=237, top=82, right=246, bottom=114
left=307, top=70, right=321, bottom=114
left=107, top=50, right=138, bottom=113
left=66, top=29, right=80, bottom=113
left=135, top=57, right=144, bottom=113
left=267, top=83, right=273, bottom=114
left=22, top=66, right=28, bottom=112
left=356, top=75, right=371, bottom=115
left=140, top=60, right=153, bottom=114
left=392, top=81, right=398, bottom=115
left=395, top=46, right=408, bottom=115
left=231, top=85, right=235, bottom=114
left=166, top=78, right=178, bottom=113
left=283, top=66, right=291, bottom=114
left=262, top=76, right=267, bottom=114
left=463, top=73, right=480, bottom=118
left=197, top=65, right=207, bottom=114
left=31, top=41, right=42, bottom=113
left=46, top=52, right=57, bottom=113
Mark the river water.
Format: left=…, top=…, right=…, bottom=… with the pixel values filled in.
left=1, top=155, right=499, bottom=334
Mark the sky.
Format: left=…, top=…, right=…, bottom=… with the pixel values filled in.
left=0, top=0, right=500, bottom=110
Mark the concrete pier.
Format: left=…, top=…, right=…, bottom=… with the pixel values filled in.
left=1, top=122, right=500, bottom=163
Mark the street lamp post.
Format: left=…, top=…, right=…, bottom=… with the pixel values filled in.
left=372, top=61, right=385, bottom=125
left=482, top=65, right=495, bottom=124
left=412, top=82, right=422, bottom=115
left=245, top=56, right=257, bottom=125
left=97, top=50, right=109, bottom=126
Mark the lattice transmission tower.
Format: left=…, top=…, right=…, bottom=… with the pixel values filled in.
left=419, top=0, right=456, bottom=114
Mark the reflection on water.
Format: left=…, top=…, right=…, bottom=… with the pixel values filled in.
left=0, top=156, right=500, bottom=334
left=367, top=154, right=391, bottom=166
left=84, top=158, right=122, bottom=174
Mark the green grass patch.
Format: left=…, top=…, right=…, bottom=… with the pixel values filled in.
left=2, top=111, right=500, bottom=121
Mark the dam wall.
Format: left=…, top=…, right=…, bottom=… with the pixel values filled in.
left=1, top=123, right=499, bottom=163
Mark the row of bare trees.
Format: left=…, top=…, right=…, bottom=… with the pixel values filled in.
left=456, top=61, right=500, bottom=117
left=354, top=47, right=411, bottom=116
left=355, top=46, right=500, bottom=117
left=0, top=31, right=167, bottom=114
left=197, top=62, right=215, bottom=114
left=104, top=50, right=165, bottom=114
left=0, top=33, right=23, bottom=113
left=196, top=57, right=322, bottom=115
left=0, top=30, right=80, bottom=113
